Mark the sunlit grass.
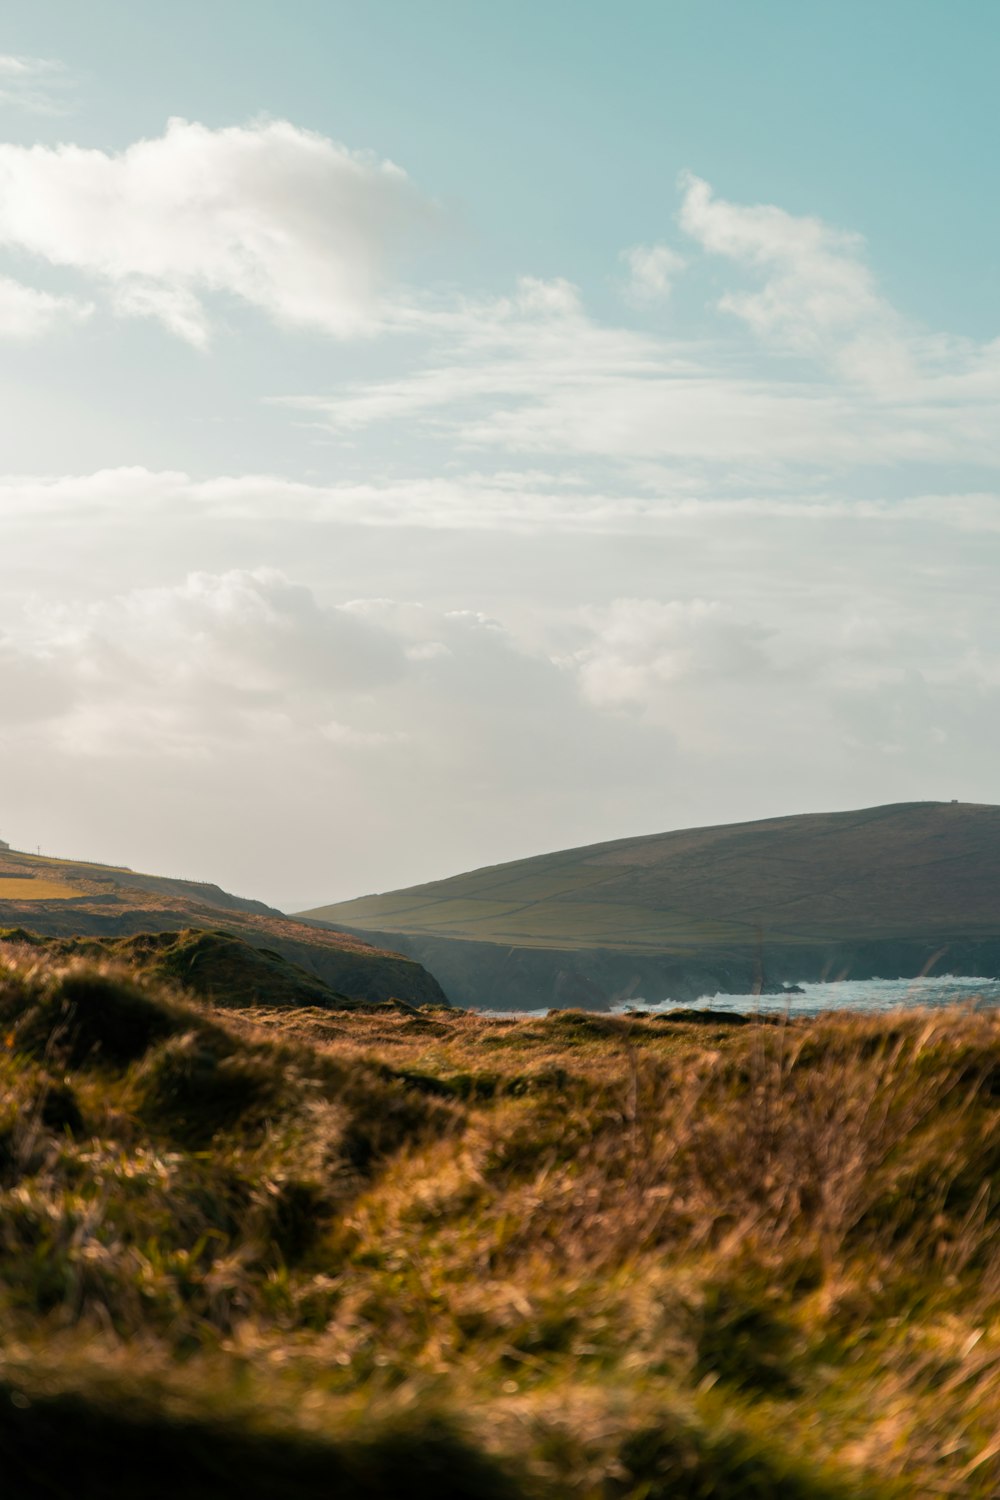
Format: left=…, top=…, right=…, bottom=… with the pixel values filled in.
left=0, top=877, right=79, bottom=899
left=1, top=941, right=999, bottom=1494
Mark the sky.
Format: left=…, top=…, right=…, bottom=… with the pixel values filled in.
left=0, top=0, right=998, bottom=910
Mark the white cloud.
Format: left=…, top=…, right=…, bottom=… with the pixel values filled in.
left=572, top=598, right=772, bottom=713
left=0, top=54, right=73, bottom=115
left=2, top=554, right=998, bottom=905
left=283, top=272, right=896, bottom=468
left=2, top=572, right=624, bottom=775
left=285, top=350, right=999, bottom=469
left=678, top=171, right=911, bottom=385
left=2, top=466, right=1000, bottom=538
left=280, top=274, right=671, bottom=430
left=0, top=118, right=429, bottom=343
left=0, top=633, right=76, bottom=724
left=620, top=242, right=686, bottom=303
left=0, top=133, right=997, bottom=904
left=85, top=567, right=404, bottom=692
left=277, top=207, right=999, bottom=472
left=321, top=719, right=408, bottom=750
left=110, top=279, right=211, bottom=348
left=0, top=273, right=91, bottom=338
left=6, top=563, right=989, bottom=762
left=0, top=132, right=995, bottom=489
left=0, top=569, right=410, bottom=756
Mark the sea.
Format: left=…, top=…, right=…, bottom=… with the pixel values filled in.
left=476, top=975, right=1000, bottom=1019
left=624, top=974, right=1000, bottom=1017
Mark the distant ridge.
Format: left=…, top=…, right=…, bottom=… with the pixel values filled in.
left=0, top=845, right=448, bottom=1009
left=300, top=802, right=1000, bottom=1009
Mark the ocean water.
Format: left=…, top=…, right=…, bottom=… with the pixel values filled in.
left=475, top=975, right=1000, bottom=1019
left=618, top=975, right=1000, bottom=1018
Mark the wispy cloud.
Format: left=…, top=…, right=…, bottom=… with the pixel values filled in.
left=620, top=242, right=686, bottom=304
left=1, top=466, right=998, bottom=537
left=0, top=274, right=91, bottom=339
left=273, top=177, right=1000, bottom=481
left=2, top=128, right=996, bottom=499
left=678, top=171, right=912, bottom=387
left=0, top=53, right=74, bottom=115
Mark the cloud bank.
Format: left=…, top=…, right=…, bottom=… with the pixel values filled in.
left=3, top=557, right=998, bottom=905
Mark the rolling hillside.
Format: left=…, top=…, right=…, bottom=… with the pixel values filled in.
left=0, top=844, right=447, bottom=1009
left=300, top=802, right=1000, bottom=1008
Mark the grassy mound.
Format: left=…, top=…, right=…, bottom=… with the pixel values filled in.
left=0, top=834, right=452, bottom=1009
left=1, top=945, right=999, bottom=1494
left=0, top=927, right=358, bottom=1010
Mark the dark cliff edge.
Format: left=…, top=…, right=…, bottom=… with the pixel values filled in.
left=301, top=922, right=1000, bottom=1011
left=0, top=904, right=450, bottom=1009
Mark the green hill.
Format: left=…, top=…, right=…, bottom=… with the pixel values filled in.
left=299, top=802, right=1000, bottom=1008
left=0, top=845, right=447, bottom=1010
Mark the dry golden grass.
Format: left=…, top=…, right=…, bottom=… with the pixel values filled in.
left=2, top=947, right=1000, bottom=1495
left=0, top=877, right=78, bottom=899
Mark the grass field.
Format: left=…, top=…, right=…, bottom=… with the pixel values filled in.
left=0, top=877, right=79, bottom=900
left=2, top=939, right=1000, bottom=1495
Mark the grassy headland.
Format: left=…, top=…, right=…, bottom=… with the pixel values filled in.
left=1, top=939, right=999, bottom=1495
left=301, top=802, right=1000, bottom=1008
left=0, top=844, right=447, bottom=1009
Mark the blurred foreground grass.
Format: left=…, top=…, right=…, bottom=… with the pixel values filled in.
left=1, top=944, right=999, bottom=1496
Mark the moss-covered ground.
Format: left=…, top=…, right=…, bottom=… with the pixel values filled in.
left=1, top=942, right=999, bottom=1495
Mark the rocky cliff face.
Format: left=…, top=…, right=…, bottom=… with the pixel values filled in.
left=317, top=925, right=1000, bottom=1011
